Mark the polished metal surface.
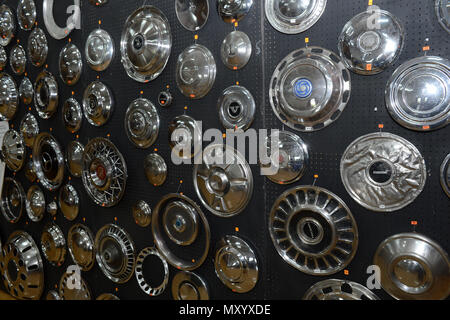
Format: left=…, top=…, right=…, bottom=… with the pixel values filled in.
left=25, top=185, right=45, bottom=222
left=10, top=45, right=27, bottom=75
left=97, top=293, right=119, bottom=300
left=59, top=43, right=83, bottom=86
left=135, top=247, right=169, bottom=297
left=25, top=159, right=37, bottom=183
left=441, top=154, right=450, bottom=197
left=0, top=72, right=18, bottom=120
left=0, top=178, right=25, bottom=224
left=218, top=85, right=255, bottom=131
left=176, top=44, right=216, bottom=99
left=125, top=98, right=160, bottom=149
left=32, top=132, right=65, bottom=191
left=67, top=224, right=95, bottom=272
left=120, top=5, right=172, bottom=83
left=65, top=140, right=84, bottom=178
left=214, top=235, right=258, bottom=293
left=19, top=77, right=33, bottom=105
left=172, top=271, right=209, bottom=300
left=1, top=129, right=26, bottom=172
left=260, top=130, right=309, bottom=185
left=163, top=200, right=199, bottom=246
left=59, top=184, right=79, bottom=221
left=132, top=200, right=152, bottom=228
left=385, top=56, right=450, bottom=131
left=34, top=70, right=58, bottom=119
left=0, top=5, right=15, bottom=47
left=265, top=0, right=327, bottom=34
left=269, top=46, right=351, bottom=132
left=17, top=0, right=36, bottom=31
left=221, top=31, right=252, bottom=70
left=193, top=143, right=253, bottom=217
left=303, top=279, right=380, bottom=300
left=20, top=113, right=39, bottom=148
left=436, top=0, right=450, bottom=33
left=0, top=231, right=44, bottom=300
left=144, top=153, right=167, bottom=187
left=85, top=28, right=114, bottom=71
left=62, top=98, right=83, bottom=133
left=47, top=201, right=57, bottom=216
left=374, top=233, right=450, bottom=300
left=269, top=185, right=358, bottom=275
left=169, top=115, right=202, bottom=160
left=95, top=224, right=136, bottom=284
left=0, top=46, right=6, bottom=70
left=158, top=90, right=173, bottom=108
left=176, top=0, right=209, bottom=31
left=41, top=222, right=66, bottom=267
left=217, top=0, right=253, bottom=23
left=46, top=290, right=61, bottom=300
left=338, top=9, right=404, bottom=75
left=152, top=194, right=210, bottom=271
left=59, top=271, right=91, bottom=300
left=43, top=0, right=78, bottom=40
left=82, top=81, right=113, bottom=127
left=27, top=27, right=48, bottom=67
left=82, top=138, right=127, bottom=207
left=341, top=132, right=427, bottom=212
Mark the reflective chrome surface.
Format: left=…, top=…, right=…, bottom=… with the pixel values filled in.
left=82, top=81, right=113, bottom=127
left=176, top=0, right=209, bottom=31
left=46, top=291, right=61, bottom=300
left=338, top=9, right=404, bottom=75
left=158, top=90, right=173, bottom=108
left=59, top=184, right=79, bottom=221
left=374, top=233, right=450, bottom=300
left=43, top=0, right=78, bottom=40
left=46, top=201, right=57, bottom=216
left=0, top=231, right=44, bottom=300
left=19, top=77, right=33, bottom=105
left=221, top=31, right=252, bottom=70
left=441, top=154, right=450, bottom=198
left=20, top=114, right=40, bottom=147
left=144, top=153, right=167, bottom=187
left=385, top=56, right=450, bottom=131
left=341, top=132, right=427, bottom=212
left=172, top=271, right=209, bottom=300
left=163, top=200, right=199, bottom=246
left=265, top=0, right=327, bottom=34
left=0, top=178, right=25, bottom=224
left=269, top=46, right=351, bottom=132
left=82, top=138, right=127, bottom=207
left=59, top=271, right=91, bottom=300
left=218, top=85, right=255, bottom=131
left=67, top=224, right=95, bottom=272
left=62, top=98, right=83, bottom=133
left=214, top=235, right=258, bottom=293
left=152, top=194, right=210, bottom=271
left=85, top=28, right=114, bottom=71
left=0, top=5, right=15, bottom=47
left=34, top=70, right=58, bottom=119
left=0, top=73, right=18, bottom=120
left=10, top=45, right=26, bottom=75
left=27, top=27, right=48, bottom=67
left=303, top=279, right=380, bottom=300
left=32, top=132, right=65, bottom=191
left=2, top=129, right=26, bottom=172
left=125, top=98, right=160, bottom=149
left=194, top=143, right=253, bottom=217
left=41, top=222, right=66, bottom=267
left=59, top=43, right=82, bottom=86
left=26, top=185, right=45, bottom=222
left=135, top=247, right=169, bottom=297
left=95, top=224, right=136, bottom=284
left=217, top=0, right=253, bottom=23
left=66, top=140, right=84, bottom=178
left=120, top=5, right=172, bottom=83
left=260, top=130, right=309, bottom=184
left=25, top=159, right=37, bottom=183
left=176, top=44, right=216, bottom=99
left=436, top=0, right=450, bottom=33
left=269, top=186, right=358, bottom=275
left=0, top=46, right=6, bottom=70
left=17, top=0, right=36, bottom=31
left=132, top=200, right=152, bottom=227
left=169, top=115, right=202, bottom=160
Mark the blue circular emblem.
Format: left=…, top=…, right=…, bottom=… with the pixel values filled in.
left=294, top=78, right=312, bottom=99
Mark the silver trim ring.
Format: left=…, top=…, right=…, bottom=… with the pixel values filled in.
left=135, top=247, right=169, bottom=297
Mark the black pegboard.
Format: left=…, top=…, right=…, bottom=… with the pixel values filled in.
left=0, top=0, right=448, bottom=301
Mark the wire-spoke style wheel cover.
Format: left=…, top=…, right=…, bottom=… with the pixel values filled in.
left=17, top=0, right=36, bottom=31
left=2, top=129, right=26, bottom=172
left=303, top=279, right=380, bottom=300
left=40, top=222, right=66, bottom=267
left=269, top=46, right=351, bottom=132
left=135, top=247, right=169, bottom=297
left=374, top=233, right=450, bottom=300
left=0, top=73, right=18, bottom=120
left=85, top=28, right=114, bottom=72
left=385, top=56, right=450, bottom=131
left=0, top=231, right=44, bottom=300
left=59, top=43, right=83, bottom=86
left=269, top=185, right=358, bottom=275
left=67, top=224, right=95, bottom=272
left=340, top=132, right=426, bottom=212
left=0, top=5, right=15, bottom=47
left=27, top=27, right=48, bottom=67
left=172, top=271, right=209, bottom=300
left=176, top=0, right=209, bottom=31
left=440, top=153, right=450, bottom=197
left=95, top=224, right=136, bottom=284
left=265, top=0, right=327, bottom=34
left=0, top=178, right=25, bottom=224
left=59, top=271, right=91, bottom=300
left=436, top=0, right=450, bottom=33
left=34, top=70, right=58, bottom=119
left=82, top=138, right=127, bottom=207
left=120, top=5, right=172, bottom=83
left=193, top=143, right=253, bottom=217
left=26, top=185, right=45, bottom=222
